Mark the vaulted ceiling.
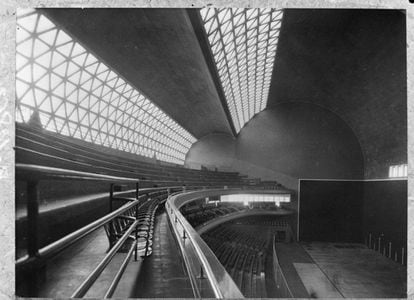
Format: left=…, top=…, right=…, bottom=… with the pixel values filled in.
left=43, top=8, right=406, bottom=175
left=267, top=9, right=406, bottom=176
left=43, top=8, right=233, bottom=138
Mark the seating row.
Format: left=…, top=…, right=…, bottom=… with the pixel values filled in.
left=180, top=203, right=246, bottom=228
left=201, top=224, right=270, bottom=297
left=16, top=124, right=245, bottom=186
left=104, top=194, right=165, bottom=257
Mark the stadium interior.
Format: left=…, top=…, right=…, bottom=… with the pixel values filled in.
left=14, top=7, right=407, bottom=298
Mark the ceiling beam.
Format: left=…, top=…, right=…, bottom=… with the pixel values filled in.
left=187, top=8, right=238, bottom=137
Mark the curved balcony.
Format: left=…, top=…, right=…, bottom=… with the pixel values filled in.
left=166, top=188, right=291, bottom=298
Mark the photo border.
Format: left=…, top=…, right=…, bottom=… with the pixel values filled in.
left=0, top=0, right=412, bottom=298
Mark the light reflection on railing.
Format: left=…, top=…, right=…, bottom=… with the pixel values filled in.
left=166, top=189, right=244, bottom=299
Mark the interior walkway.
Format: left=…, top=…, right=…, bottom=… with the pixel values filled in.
left=274, top=242, right=312, bottom=298
left=36, top=227, right=142, bottom=298
left=132, top=210, right=194, bottom=298
left=23, top=207, right=194, bottom=298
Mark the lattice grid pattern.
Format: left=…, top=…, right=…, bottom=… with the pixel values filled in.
left=200, top=8, right=283, bottom=133
left=16, top=9, right=196, bottom=164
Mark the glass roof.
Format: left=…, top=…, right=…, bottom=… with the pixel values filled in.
left=200, top=8, right=283, bottom=133
left=16, top=9, right=196, bottom=164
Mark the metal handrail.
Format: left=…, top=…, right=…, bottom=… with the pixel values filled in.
left=15, top=163, right=246, bottom=297
left=16, top=163, right=147, bottom=182
left=71, top=219, right=140, bottom=298
left=16, top=195, right=141, bottom=267
left=166, top=189, right=245, bottom=299
left=173, top=209, right=221, bottom=298
left=103, top=240, right=137, bottom=298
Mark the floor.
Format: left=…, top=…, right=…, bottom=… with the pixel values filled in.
left=37, top=227, right=142, bottom=298
left=302, top=242, right=406, bottom=298
left=274, top=242, right=312, bottom=298
left=132, top=211, right=194, bottom=298
left=26, top=209, right=195, bottom=298
left=275, top=242, right=406, bottom=298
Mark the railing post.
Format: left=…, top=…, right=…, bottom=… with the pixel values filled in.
left=378, top=236, right=381, bottom=252
left=401, top=247, right=405, bottom=265
left=388, top=242, right=392, bottom=258
left=135, top=182, right=139, bottom=200
left=197, top=265, right=205, bottom=279
left=135, top=188, right=139, bottom=261
left=109, top=183, right=114, bottom=212
left=368, top=233, right=372, bottom=249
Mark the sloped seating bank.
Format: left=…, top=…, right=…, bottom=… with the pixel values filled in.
left=15, top=124, right=289, bottom=297
left=199, top=216, right=292, bottom=298
left=15, top=123, right=246, bottom=189
left=15, top=123, right=252, bottom=259
left=180, top=202, right=247, bottom=227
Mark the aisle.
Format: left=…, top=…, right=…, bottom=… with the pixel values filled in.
left=132, top=210, right=194, bottom=298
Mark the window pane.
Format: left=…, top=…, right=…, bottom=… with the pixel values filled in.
left=200, top=8, right=283, bottom=133
left=16, top=9, right=196, bottom=164
left=389, top=164, right=408, bottom=178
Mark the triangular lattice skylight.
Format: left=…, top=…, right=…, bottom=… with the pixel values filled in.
left=16, top=9, right=196, bottom=164
left=200, top=8, right=283, bottom=133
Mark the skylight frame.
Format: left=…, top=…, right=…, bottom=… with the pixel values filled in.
left=16, top=9, right=196, bottom=165
left=200, top=7, right=283, bottom=133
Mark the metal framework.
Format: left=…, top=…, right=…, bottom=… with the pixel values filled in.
left=16, top=9, right=196, bottom=164
left=200, top=8, right=283, bottom=133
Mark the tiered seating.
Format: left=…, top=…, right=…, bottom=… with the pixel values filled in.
left=15, top=123, right=260, bottom=261
left=258, top=180, right=284, bottom=190
left=230, top=216, right=293, bottom=243
left=15, top=124, right=291, bottom=298
left=104, top=192, right=168, bottom=257
left=15, top=124, right=246, bottom=188
left=201, top=224, right=270, bottom=298
left=231, top=218, right=290, bottom=227
left=180, top=203, right=246, bottom=227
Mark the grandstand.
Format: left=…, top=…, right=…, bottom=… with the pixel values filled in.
left=13, top=6, right=407, bottom=299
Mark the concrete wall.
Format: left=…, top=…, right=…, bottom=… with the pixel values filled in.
left=268, top=10, right=407, bottom=179
left=185, top=102, right=364, bottom=190
left=298, top=179, right=407, bottom=256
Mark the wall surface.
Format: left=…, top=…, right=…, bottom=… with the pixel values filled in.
left=186, top=103, right=364, bottom=189
left=268, top=9, right=406, bottom=179
left=362, top=180, right=407, bottom=259
left=299, top=180, right=364, bottom=242
left=298, top=179, right=407, bottom=253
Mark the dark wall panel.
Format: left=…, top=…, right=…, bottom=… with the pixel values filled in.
left=299, top=180, right=407, bottom=249
left=362, top=180, right=407, bottom=257
left=299, top=180, right=363, bottom=242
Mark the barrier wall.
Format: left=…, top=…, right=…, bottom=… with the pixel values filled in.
left=272, top=237, right=293, bottom=298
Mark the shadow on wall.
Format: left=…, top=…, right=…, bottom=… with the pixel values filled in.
left=185, top=102, right=364, bottom=190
